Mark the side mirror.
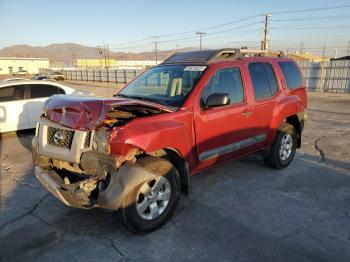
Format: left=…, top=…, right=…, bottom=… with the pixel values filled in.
left=205, top=93, right=230, bottom=108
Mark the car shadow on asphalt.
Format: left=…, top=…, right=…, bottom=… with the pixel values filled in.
left=2, top=140, right=350, bottom=261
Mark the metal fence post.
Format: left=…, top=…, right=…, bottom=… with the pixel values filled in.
left=319, top=62, right=325, bottom=92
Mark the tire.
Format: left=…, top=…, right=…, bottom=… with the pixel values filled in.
left=120, top=156, right=181, bottom=234
left=263, top=123, right=297, bottom=169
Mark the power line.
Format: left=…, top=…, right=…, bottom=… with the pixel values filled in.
left=203, top=21, right=261, bottom=36
left=100, top=4, right=350, bottom=52
left=272, top=25, right=350, bottom=30
left=109, top=42, right=153, bottom=50
left=155, top=14, right=261, bottom=38
left=271, top=4, right=350, bottom=15
left=157, top=21, right=260, bottom=44
left=108, top=15, right=260, bottom=48
left=271, top=14, right=350, bottom=22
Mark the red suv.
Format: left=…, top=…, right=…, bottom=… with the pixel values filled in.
left=32, top=49, right=307, bottom=233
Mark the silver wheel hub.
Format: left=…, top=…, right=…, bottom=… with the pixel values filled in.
left=279, top=133, right=293, bottom=161
left=136, top=176, right=171, bottom=220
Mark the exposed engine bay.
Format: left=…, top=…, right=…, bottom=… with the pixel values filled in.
left=103, top=104, right=166, bottom=128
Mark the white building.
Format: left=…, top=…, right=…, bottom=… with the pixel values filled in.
left=0, top=57, right=49, bottom=75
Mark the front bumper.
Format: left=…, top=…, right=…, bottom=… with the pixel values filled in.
left=33, top=117, right=158, bottom=210
left=35, top=166, right=92, bottom=208
left=34, top=162, right=158, bottom=210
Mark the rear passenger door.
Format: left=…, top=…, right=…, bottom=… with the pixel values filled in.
left=26, top=84, right=66, bottom=127
left=248, top=62, right=280, bottom=147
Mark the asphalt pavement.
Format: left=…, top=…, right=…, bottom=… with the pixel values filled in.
left=1, top=82, right=350, bottom=262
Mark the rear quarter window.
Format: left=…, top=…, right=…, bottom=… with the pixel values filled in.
left=29, top=84, right=65, bottom=99
left=0, top=85, right=25, bottom=102
left=278, top=62, right=303, bottom=89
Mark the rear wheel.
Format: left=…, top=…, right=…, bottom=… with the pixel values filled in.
left=120, top=156, right=181, bottom=234
left=263, top=123, right=297, bottom=169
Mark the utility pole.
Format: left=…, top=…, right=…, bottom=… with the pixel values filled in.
left=347, top=41, right=350, bottom=56
left=153, top=37, right=159, bottom=65
left=176, top=44, right=179, bottom=53
left=300, top=42, right=304, bottom=54
left=106, top=44, right=110, bottom=69
left=261, top=13, right=271, bottom=51
left=322, top=44, right=326, bottom=59
left=103, top=44, right=107, bottom=70
left=334, top=48, right=338, bottom=59
left=196, top=32, right=206, bottom=50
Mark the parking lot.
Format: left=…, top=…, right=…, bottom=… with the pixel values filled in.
left=1, top=81, right=350, bottom=261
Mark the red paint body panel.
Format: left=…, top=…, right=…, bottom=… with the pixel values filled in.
left=44, top=57, right=307, bottom=175
left=44, top=96, right=172, bottom=130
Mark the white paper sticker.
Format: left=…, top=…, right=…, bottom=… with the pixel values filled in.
left=183, top=66, right=207, bottom=72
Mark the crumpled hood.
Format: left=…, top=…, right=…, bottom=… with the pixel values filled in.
left=44, top=95, right=171, bottom=130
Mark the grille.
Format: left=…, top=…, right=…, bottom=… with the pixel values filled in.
left=84, top=131, right=92, bottom=148
left=47, top=127, right=74, bottom=149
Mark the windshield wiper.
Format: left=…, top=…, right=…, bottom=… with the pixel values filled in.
left=116, top=94, right=129, bottom=98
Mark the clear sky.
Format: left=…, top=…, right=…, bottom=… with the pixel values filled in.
left=1, top=0, right=350, bottom=56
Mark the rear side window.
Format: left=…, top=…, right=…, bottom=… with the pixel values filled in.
left=0, top=85, right=25, bottom=102
left=249, top=63, right=278, bottom=99
left=29, top=84, right=65, bottom=99
left=278, top=62, right=303, bottom=89
left=201, top=67, right=244, bottom=105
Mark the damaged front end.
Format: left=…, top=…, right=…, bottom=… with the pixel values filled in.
left=33, top=97, right=169, bottom=210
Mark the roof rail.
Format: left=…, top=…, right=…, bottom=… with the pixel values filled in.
left=161, top=48, right=281, bottom=64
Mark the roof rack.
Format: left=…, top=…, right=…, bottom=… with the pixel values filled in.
left=161, top=48, right=283, bottom=65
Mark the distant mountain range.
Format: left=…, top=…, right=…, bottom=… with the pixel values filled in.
left=0, top=43, right=196, bottom=67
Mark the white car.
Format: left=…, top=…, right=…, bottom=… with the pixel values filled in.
left=0, top=80, right=83, bottom=132
left=1, top=78, right=29, bottom=83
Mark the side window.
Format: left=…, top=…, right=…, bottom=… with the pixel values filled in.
left=249, top=63, right=271, bottom=99
left=201, top=67, right=244, bottom=106
left=278, top=62, right=303, bottom=89
left=29, top=84, right=61, bottom=99
left=249, top=63, right=279, bottom=99
left=0, top=85, right=25, bottom=102
left=264, top=63, right=278, bottom=95
left=57, top=87, right=65, bottom=94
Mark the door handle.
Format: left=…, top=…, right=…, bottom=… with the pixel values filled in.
left=241, top=110, right=252, bottom=117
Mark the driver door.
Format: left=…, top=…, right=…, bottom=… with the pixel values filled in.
left=194, top=66, right=256, bottom=170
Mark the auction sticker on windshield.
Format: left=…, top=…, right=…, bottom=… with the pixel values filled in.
left=183, top=66, right=207, bottom=71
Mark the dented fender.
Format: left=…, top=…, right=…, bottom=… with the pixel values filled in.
left=98, top=161, right=158, bottom=210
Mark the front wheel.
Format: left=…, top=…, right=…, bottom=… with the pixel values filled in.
left=120, top=156, right=181, bottom=234
left=263, top=123, right=297, bottom=169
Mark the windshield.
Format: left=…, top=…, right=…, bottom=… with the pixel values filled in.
left=118, top=65, right=206, bottom=108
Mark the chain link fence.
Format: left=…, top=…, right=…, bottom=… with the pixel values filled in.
left=297, top=60, right=350, bottom=93
left=40, top=60, right=350, bottom=93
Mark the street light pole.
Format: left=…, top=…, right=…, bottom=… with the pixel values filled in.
left=196, top=32, right=206, bottom=50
